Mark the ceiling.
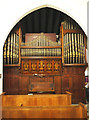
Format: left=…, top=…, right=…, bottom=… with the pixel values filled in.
left=16, top=7, right=69, bottom=35
left=14, top=7, right=81, bottom=42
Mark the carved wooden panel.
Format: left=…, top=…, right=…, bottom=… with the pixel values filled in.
left=21, top=59, right=62, bottom=74
left=29, top=76, right=55, bottom=93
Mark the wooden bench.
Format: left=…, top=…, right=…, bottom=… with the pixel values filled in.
left=2, top=92, right=87, bottom=119
left=2, top=92, right=71, bottom=106
left=2, top=103, right=87, bottom=118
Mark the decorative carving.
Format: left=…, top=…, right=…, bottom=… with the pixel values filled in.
left=31, top=63, right=37, bottom=71
left=22, top=59, right=62, bottom=73
left=39, top=61, right=45, bottom=71
left=23, top=62, right=29, bottom=71
left=46, top=62, right=52, bottom=71
left=54, top=63, right=59, bottom=71
left=54, top=60, right=61, bottom=72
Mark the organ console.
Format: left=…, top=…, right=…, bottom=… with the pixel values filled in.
left=3, top=18, right=88, bottom=103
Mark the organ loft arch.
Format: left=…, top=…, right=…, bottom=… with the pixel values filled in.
left=3, top=6, right=88, bottom=104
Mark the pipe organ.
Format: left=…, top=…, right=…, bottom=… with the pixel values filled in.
left=3, top=19, right=88, bottom=103
left=62, top=21, right=86, bottom=64
left=3, top=33, right=19, bottom=65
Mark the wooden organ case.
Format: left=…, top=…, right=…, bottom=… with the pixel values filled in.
left=3, top=19, right=88, bottom=103
left=21, top=33, right=62, bottom=94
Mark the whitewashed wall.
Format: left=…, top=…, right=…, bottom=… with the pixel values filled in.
left=0, top=0, right=88, bottom=93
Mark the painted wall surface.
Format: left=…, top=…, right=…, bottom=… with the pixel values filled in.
left=0, top=0, right=88, bottom=93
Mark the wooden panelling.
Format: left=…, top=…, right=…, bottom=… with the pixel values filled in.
left=3, top=67, right=19, bottom=95
left=63, top=67, right=73, bottom=75
left=3, top=67, right=62, bottom=95
left=19, top=75, right=29, bottom=94
left=62, top=66, right=86, bottom=103
left=3, top=65, right=87, bottom=103
left=54, top=76, right=62, bottom=93
left=71, top=75, right=85, bottom=103
left=62, top=75, right=72, bottom=93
